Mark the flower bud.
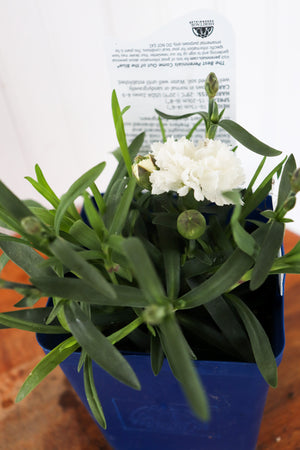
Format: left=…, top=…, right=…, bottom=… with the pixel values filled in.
left=177, top=210, right=206, bottom=240
left=21, top=216, right=42, bottom=235
left=142, top=304, right=172, bottom=325
left=132, top=154, right=157, bottom=190
left=291, top=168, right=300, bottom=193
left=205, top=72, right=219, bottom=98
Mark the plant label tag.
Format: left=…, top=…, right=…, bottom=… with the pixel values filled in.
left=106, top=10, right=235, bottom=147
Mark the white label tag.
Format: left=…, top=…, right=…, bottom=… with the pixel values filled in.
left=107, top=10, right=235, bottom=147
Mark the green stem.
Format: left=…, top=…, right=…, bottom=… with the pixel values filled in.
left=107, top=316, right=144, bottom=345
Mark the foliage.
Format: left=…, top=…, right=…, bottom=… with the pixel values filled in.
left=0, top=73, right=299, bottom=426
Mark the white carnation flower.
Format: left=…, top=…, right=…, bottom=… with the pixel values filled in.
left=149, top=137, right=245, bottom=205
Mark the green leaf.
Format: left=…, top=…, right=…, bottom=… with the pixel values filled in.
left=25, top=164, right=60, bottom=208
left=0, top=252, right=9, bottom=272
left=270, top=240, right=300, bottom=274
left=0, top=307, right=68, bottom=333
left=105, top=132, right=144, bottom=202
left=186, top=118, right=203, bottom=140
left=103, top=177, right=128, bottom=228
left=176, top=248, right=254, bottom=310
left=69, top=220, right=103, bottom=251
left=0, top=207, right=25, bottom=235
left=0, top=180, right=35, bottom=222
left=54, top=162, right=106, bottom=234
left=218, top=120, right=281, bottom=156
left=241, top=180, right=273, bottom=222
left=83, top=356, right=107, bottom=429
left=276, top=154, right=297, bottom=209
left=150, top=333, right=164, bottom=376
left=0, top=238, right=54, bottom=277
left=16, top=336, right=79, bottom=402
left=90, top=182, right=106, bottom=214
left=14, top=295, right=41, bottom=308
left=111, top=90, right=132, bottom=176
left=158, top=116, right=167, bottom=142
left=155, top=109, right=208, bottom=121
left=244, top=156, right=266, bottom=199
left=49, top=237, right=116, bottom=299
left=250, top=220, right=284, bottom=290
left=64, top=301, right=140, bottom=390
left=159, top=314, right=210, bottom=421
left=109, top=177, right=136, bottom=235
left=30, top=275, right=148, bottom=307
left=226, top=294, right=278, bottom=387
left=157, top=226, right=180, bottom=300
left=224, top=191, right=259, bottom=257
left=204, top=296, right=253, bottom=361
left=177, top=313, right=242, bottom=361
left=123, top=237, right=166, bottom=304
left=29, top=207, right=74, bottom=232
left=83, top=193, right=107, bottom=240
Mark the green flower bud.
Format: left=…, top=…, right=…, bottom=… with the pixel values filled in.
left=132, top=154, right=157, bottom=190
left=21, top=216, right=42, bottom=235
left=177, top=210, right=206, bottom=240
left=291, top=168, right=300, bottom=193
left=205, top=72, right=219, bottom=98
left=142, top=303, right=172, bottom=326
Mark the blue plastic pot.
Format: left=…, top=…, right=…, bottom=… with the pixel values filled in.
left=37, top=196, right=284, bottom=449
left=37, top=273, right=284, bottom=450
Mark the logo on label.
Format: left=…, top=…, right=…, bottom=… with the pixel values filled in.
left=190, top=20, right=214, bottom=38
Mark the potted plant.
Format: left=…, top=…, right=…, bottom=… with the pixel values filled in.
left=0, top=73, right=299, bottom=450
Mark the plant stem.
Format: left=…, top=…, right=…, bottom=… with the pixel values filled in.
left=107, top=316, right=144, bottom=345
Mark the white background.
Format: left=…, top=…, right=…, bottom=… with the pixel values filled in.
left=0, top=0, right=299, bottom=233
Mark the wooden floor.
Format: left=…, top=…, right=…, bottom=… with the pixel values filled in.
left=0, top=231, right=299, bottom=450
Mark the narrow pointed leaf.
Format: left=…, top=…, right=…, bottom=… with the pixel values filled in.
left=250, top=220, right=285, bottom=290
left=0, top=180, right=34, bottom=221
left=204, top=296, right=253, bottom=361
left=0, top=308, right=68, bottom=333
left=218, top=120, right=281, bottom=156
left=30, top=275, right=148, bottom=307
left=83, top=193, right=107, bottom=239
left=244, top=156, right=266, bottom=199
left=270, top=241, right=300, bottom=274
left=176, top=248, right=253, bottom=309
left=109, top=177, right=136, bottom=235
left=54, top=162, right=106, bottom=233
left=226, top=294, right=278, bottom=387
left=69, top=220, right=102, bottom=251
left=64, top=301, right=140, bottom=390
left=186, top=118, right=203, bottom=140
left=123, top=237, right=166, bottom=304
left=105, top=132, right=144, bottom=201
left=0, top=239, right=54, bottom=277
left=157, top=226, right=180, bottom=299
left=150, top=333, right=164, bottom=376
left=159, top=314, right=210, bottom=421
left=111, top=90, right=132, bottom=176
left=16, top=337, right=79, bottom=402
left=276, top=154, right=297, bottom=208
left=224, top=191, right=259, bottom=257
left=50, top=237, right=115, bottom=299
left=155, top=109, right=208, bottom=121
left=0, top=252, right=9, bottom=272
left=83, top=356, right=107, bottom=429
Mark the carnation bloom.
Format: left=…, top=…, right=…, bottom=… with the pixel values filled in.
left=149, top=137, right=245, bottom=205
